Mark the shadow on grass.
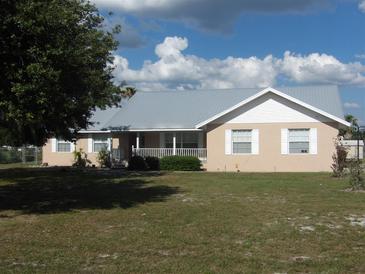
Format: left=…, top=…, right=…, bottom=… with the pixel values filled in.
left=0, top=168, right=178, bottom=214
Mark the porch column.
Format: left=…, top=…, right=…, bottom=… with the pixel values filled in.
left=136, top=133, right=140, bottom=149
left=173, top=133, right=176, bottom=155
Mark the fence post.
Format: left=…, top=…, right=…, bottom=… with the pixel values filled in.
left=21, top=147, right=26, bottom=163
left=35, top=147, right=38, bottom=164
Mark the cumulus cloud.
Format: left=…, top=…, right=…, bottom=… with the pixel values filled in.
left=92, top=0, right=330, bottom=32
left=344, top=102, right=361, bottom=108
left=111, top=36, right=365, bottom=90
left=359, top=0, right=365, bottom=12
left=280, top=51, right=365, bottom=85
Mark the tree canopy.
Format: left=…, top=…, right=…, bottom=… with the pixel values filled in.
left=0, top=0, right=123, bottom=146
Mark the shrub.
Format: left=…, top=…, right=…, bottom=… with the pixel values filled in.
left=72, top=149, right=91, bottom=168
left=348, top=160, right=365, bottom=190
left=331, top=138, right=348, bottom=177
left=160, top=156, right=201, bottom=171
left=96, top=148, right=111, bottom=168
left=128, top=156, right=148, bottom=170
left=145, top=156, right=160, bottom=170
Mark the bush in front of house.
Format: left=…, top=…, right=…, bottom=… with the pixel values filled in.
left=72, top=149, right=91, bottom=168
left=160, top=156, right=201, bottom=171
left=331, top=138, right=348, bottom=177
left=128, top=155, right=148, bottom=170
left=96, top=148, right=111, bottom=168
left=145, top=156, right=160, bottom=170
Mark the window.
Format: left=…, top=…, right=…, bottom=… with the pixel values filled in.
left=288, top=129, right=309, bottom=154
left=164, top=132, right=199, bottom=148
left=56, top=140, right=71, bottom=152
left=93, top=137, right=109, bottom=152
left=181, top=132, right=198, bottom=148
left=232, top=130, right=252, bottom=154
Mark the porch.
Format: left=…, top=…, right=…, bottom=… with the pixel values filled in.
left=132, top=147, right=207, bottom=161
left=128, top=131, right=207, bottom=161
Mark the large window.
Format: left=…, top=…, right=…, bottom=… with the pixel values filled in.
left=288, top=129, right=309, bottom=154
left=56, top=140, right=71, bottom=152
left=93, top=137, right=109, bottom=152
left=232, top=130, right=252, bottom=154
left=164, top=132, right=199, bottom=148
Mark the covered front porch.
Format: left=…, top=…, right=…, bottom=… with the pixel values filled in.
left=129, top=131, right=207, bottom=161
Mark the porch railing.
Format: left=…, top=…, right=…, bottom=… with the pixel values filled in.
left=132, top=147, right=207, bottom=161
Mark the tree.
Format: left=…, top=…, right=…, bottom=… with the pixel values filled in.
left=0, top=0, right=123, bottom=146
left=339, top=114, right=359, bottom=139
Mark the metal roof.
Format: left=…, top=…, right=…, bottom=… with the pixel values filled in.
left=87, top=85, right=345, bottom=131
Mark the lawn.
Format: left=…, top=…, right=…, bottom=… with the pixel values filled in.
left=0, top=168, right=364, bottom=273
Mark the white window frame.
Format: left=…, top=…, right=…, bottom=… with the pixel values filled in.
left=55, top=139, right=73, bottom=153
left=92, top=137, right=110, bottom=153
left=231, top=129, right=252, bottom=155
left=288, top=128, right=310, bottom=155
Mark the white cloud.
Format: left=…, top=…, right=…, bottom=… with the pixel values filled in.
left=344, top=102, right=361, bottom=108
left=280, top=51, right=365, bottom=85
left=112, top=36, right=365, bottom=90
left=359, top=0, right=365, bottom=12
left=92, top=0, right=330, bottom=32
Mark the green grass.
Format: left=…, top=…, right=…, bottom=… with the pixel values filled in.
left=0, top=169, right=364, bottom=273
left=0, top=162, right=40, bottom=169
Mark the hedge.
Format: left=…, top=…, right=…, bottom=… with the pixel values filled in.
left=160, top=156, right=201, bottom=171
left=128, top=156, right=148, bottom=170
left=145, top=156, right=160, bottom=170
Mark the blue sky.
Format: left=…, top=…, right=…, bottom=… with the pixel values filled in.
left=92, top=0, right=365, bottom=124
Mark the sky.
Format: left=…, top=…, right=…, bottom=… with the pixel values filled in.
left=91, top=0, right=365, bottom=124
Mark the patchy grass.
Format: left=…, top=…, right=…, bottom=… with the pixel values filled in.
left=0, top=169, right=364, bottom=273
left=0, top=163, right=40, bottom=169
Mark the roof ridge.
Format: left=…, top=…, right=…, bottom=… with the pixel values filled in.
left=135, top=87, right=262, bottom=93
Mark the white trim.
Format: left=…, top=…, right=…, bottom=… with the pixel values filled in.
left=173, top=133, right=176, bottom=155
left=225, top=129, right=232, bottom=155
left=195, top=87, right=351, bottom=128
left=281, top=128, right=288, bottom=155
left=136, top=133, right=140, bottom=149
left=87, top=135, right=93, bottom=153
left=127, top=128, right=203, bottom=132
left=79, top=128, right=203, bottom=133
left=309, top=128, right=318, bottom=155
left=79, top=130, right=111, bottom=133
left=251, top=129, right=259, bottom=155
left=51, top=138, right=56, bottom=152
left=70, top=142, right=75, bottom=152
left=108, top=137, right=112, bottom=151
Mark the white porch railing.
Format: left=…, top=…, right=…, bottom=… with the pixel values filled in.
left=132, top=147, right=207, bottom=161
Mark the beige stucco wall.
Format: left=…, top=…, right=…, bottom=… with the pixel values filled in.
left=42, top=133, right=129, bottom=166
left=205, top=122, right=339, bottom=172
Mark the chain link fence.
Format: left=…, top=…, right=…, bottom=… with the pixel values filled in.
left=0, top=147, right=42, bottom=165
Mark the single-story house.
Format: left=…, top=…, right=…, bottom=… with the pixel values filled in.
left=42, top=85, right=350, bottom=172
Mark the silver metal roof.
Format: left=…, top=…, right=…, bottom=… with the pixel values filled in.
left=88, top=85, right=345, bottom=131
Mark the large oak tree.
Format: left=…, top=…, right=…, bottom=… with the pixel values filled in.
left=0, top=0, right=123, bottom=146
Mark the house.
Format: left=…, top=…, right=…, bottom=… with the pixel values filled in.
left=42, top=85, right=350, bottom=172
